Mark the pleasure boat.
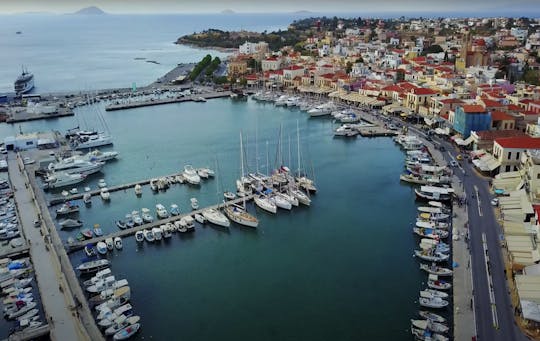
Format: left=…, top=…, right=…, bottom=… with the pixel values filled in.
left=155, top=204, right=169, bottom=219
left=14, top=68, right=34, bottom=95
left=418, top=296, right=448, bottom=309
left=410, top=319, right=449, bottom=334
left=112, top=322, right=140, bottom=340
left=96, top=242, right=108, bottom=255
left=223, top=203, right=259, bottom=228
left=169, top=204, right=180, bottom=216
left=84, top=150, right=118, bottom=163
left=151, top=227, right=162, bottom=241
left=254, top=195, right=277, bottom=214
left=276, top=191, right=298, bottom=206
left=100, top=188, right=110, bottom=201
left=77, top=259, right=110, bottom=274
left=133, top=231, right=143, bottom=243
left=143, top=229, right=154, bottom=242
left=162, top=224, right=172, bottom=238
left=223, top=191, right=236, bottom=200
left=149, top=179, right=158, bottom=191
left=308, top=102, right=335, bottom=117
left=83, top=193, right=92, bottom=205
left=183, top=165, right=201, bottom=185
left=48, top=158, right=104, bottom=176
left=55, top=202, right=79, bottom=216
left=104, top=315, right=140, bottom=335
left=418, top=311, right=446, bottom=323
left=270, top=194, right=292, bottom=210
left=45, top=172, right=86, bottom=189
left=202, top=208, right=230, bottom=227
left=414, top=249, right=450, bottom=262
left=420, top=263, right=453, bottom=276
left=114, top=237, right=122, bottom=250
left=190, top=198, right=199, bottom=210
left=194, top=213, right=206, bottom=224
left=427, top=274, right=452, bottom=290
left=140, top=208, right=153, bottom=223
left=131, top=211, right=143, bottom=226
left=334, top=124, right=359, bottom=137
left=196, top=168, right=209, bottom=179
left=84, top=244, right=97, bottom=257
left=134, top=184, right=142, bottom=196
left=70, top=132, right=113, bottom=150
left=58, top=219, right=83, bottom=229
left=98, top=179, right=107, bottom=188
left=291, top=188, right=311, bottom=206
left=105, top=238, right=114, bottom=251
left=97, top=303, right=134, bottom=326
left=295, top=176, right=317, bottom=193
left=415, top=186, right=454, bottom=202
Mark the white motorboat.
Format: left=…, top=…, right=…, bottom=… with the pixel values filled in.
left=134, top=184, right=142, bottom=196
left=141, top=208, right=153, bottom=223
left=291, top=188, right=311, bottom=206
left=134, top=231, right=144, bottom=243
left=96, top=242, right=108, bottom=255
left=223, top=191, right=236, bottom=200
left=420, top=289, right=448, bottom=299
left=114, top=237, right=122, bottom=250
left=270, top=194, right=292, bottom=210
left=411, top=319, right=449, bottom=334
left=190, top=198, right=199, bottom=210
left=100, top=188, right=110, bottom=201
left=83, top=193, right=92, bottom=205
left=194, top=213, right=206, bottom=224
left=334, top=124, right=359, bottom=137
left=45, top=172, right=87, bottom=189
left=84, top=150, right=119, bottom=163
left=151, top=227, right=162, bottom=241
left=71, top=132, right=113, bottom=150
left=411, top=327, right=449, bottom=341
left=69, top=188, right=78, bottom=194
left=97, top=303, right=133, bottom=324
left=202, top=208, right=230, bottom=227
left=223, top=203, right=258, bottom=228
left=77, top=259, right=109, bottom=274
left=183, top=165, right=201, bottom=185
left=254, top=195, right=277, bottom=214
left=170, top=204, right=180, bottom=216
left=47, top=158, right=104, bottom=176
left=58, top=219, right=83, bottom=229
left=55, top=202, right=79, bottom=216
left=414, top=249, right=449, bottom=262
left=419, top=263, right=453, bottom=277
left=149, top=179, right=158, bottom=191
left=418, top=310, right=446, bottom=323
left=419, top=296, right=448, bottom=309
left=162, top=224, right=173, bottom=238
left=98, top=179, right=107, bottom=188
left=155, top=204, right=169, bottom=219
left=112, top=321, right=140, bottom=340
left=415, top=186, right=454, bottom=202
left=276, top=191, right=298, bottom=206
left=197, top=168, right=209, bottom=179
left=428, top=275, right=452, bottom=290
left=105, top=238, right=114, bottom=251
left=199, top=167, right=214, bottom=177
left=131, top=211, right=143, bottom=226
left=143, top=229, right=154, bottom=242
left=308, top=102, right=335, bottom=117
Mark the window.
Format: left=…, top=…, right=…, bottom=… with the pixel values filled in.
left=508, top=152, right=512, bottom=159
left=537, top=173, right=540, bottom=179
left=25, top=141, right=33, bottom=146
left=516, top=152, right=520, bottom=160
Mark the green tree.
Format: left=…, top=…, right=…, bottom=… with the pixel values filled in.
left=421, top=44, right=444, bottom=55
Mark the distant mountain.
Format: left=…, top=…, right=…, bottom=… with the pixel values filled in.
left=293, top=10, right=313, bottom=14
left=221, top=9, right=235, bottom=14
left=73, top=6, right=106, bottom=15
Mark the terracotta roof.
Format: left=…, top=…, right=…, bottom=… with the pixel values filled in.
left=482, top=99, right=504, bottom=107
left=495, top=137, right=540, bottom=149
left=461, top=105, right=487, bottom=113
left=381, top=85, right=402, bottom=92
left=284, top=65, right=303, bottom=71
left=440, top=98, right=464, bottom=104
left=522, top=110, right=539, bottom=116
left=475, top=129, right=526, bottom=140
left=410, top=88, right=438, bottom=95
left=491, top=111, right=515, bottom=121
left=506, top=104, right=521, bottom=111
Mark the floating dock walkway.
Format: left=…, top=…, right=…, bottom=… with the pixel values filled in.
left=66, top=194, right=256, bottom=252
left=104, top=91, right=232, bottom=111
left=48, top=171, right=187, bottom=206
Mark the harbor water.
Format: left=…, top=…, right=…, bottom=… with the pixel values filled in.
left=0, top=98, right=430, bottom=339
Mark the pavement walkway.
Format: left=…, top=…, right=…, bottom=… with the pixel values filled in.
left=8, top=152, right=85, bottom=341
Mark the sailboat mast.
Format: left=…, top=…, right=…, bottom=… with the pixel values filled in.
left=288, top=135, right=291, bottom=168
left=266, top=141, right=269, bottom=176
left=240, top=132, right=244, bottom=179
left=296, top=120, right=301, bottom=175
left=255, top=122, right=259, bottom=174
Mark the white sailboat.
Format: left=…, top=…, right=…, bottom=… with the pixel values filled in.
left=202, top=208, right=230, bottom=227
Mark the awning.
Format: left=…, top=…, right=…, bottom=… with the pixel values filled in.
left=521, top=300, right=540, bottom=322
left=454, top=135, right=474, bottom=146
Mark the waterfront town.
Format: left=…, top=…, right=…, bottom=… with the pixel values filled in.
left=2, top=12, right=540, bottom=341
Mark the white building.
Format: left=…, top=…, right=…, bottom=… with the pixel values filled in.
left=261, top=56, right=282, bottom=71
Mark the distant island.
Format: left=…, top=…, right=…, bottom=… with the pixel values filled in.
left=73, top=6, right=106, bottom=15
left=221, top=9, right=235, bottom=14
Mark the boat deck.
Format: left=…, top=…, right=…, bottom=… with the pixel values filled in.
left=66, top=194, right=256, bottom=252
left=104, top=91, right=232, bottom=111
left=7, top=324, right=51, bottom=341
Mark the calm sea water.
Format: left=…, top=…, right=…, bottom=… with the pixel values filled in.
left=0, top=13, right=302, bottom=93
left=0, top=98, right=430, bottom=340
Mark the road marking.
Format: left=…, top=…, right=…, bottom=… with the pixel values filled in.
left=474, top=185, right=482, bottom=216
left=482, top=233, right=499, bottom=329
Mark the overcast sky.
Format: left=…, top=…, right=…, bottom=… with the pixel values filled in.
left=0, top=0, right=537, bottom=14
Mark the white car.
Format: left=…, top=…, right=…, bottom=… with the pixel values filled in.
left=450, top=160, right=458, bottom=167
left=23, top=157, right=35, bottom=165
left=491, top=198, right=499, bottom=206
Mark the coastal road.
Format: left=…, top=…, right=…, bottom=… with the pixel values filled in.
left=433, top=135, right=529, bottom=341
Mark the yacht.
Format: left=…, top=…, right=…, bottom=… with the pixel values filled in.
left=143, top=229, right=154, bottom=242
left=202, top=208, right=230, bottom=227
left=291, top=188, right=311, bottom=206
left=169, top=204, right=180, bottom=216
left=155, top=204, right=169, bottom=219
left=151, top=227, right=162, bottom=241
left=45, top=172, right=86, bottom=189
left=141, top=208, right=153, bottom=223
left=55, top=202, right=79, bottom=216
left=100, top=188, right=111, bottom=201
left=276, top=191, right=298, bottom=206
left=254, top=195, right=277, bottom=214
left=14, top=68, right=34, bottom=95
left=131, top=211, right=143, bottom=226
left=415, top=186, right=454, bottom=202
left=183, top=165, right=201, bottom=185
left=114, top=237, right=123, bottom=250
left=48, top=157, right=104, bottom=176
left=308, top=102, right=335, bottom=117
left=270, top=194, right=292, bottom=210
left=334, top=124, right=359, bottom=137
left=190, top=198, right=199, bottom=210
left=70, top=133, right=113, bottom=150
left=83, top=150, right=119, bottom=163
left=223, top=203, right=259, bottom=228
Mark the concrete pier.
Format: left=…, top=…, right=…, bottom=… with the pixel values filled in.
left=67, top=194, right=256, bottom=251
left=104, top=91, right=231, bottom=111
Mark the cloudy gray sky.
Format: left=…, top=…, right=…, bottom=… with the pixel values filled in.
left=0, top=0, right=537, bottom=14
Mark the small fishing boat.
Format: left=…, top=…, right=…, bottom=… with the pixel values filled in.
left=411, top=319, right=449, bottom=333
left=141, top=208, right=153, bottom=223
left=83, top=193, right=92, bottom=205
left=96, top=242, right=108, bottom=255
left=93, top=225, right=103, bottom=237
left=131, top=211, right=143, bottom=226
left=420, top=263, right=453, bottom=276
left=55, top=202, right=79, bottom=216
left=174, top=220, right=186, bottom=233
left=223, top=191, right=236, bottom=200
left=194, top=213, right=206, bottom=224
left=427, top=274, right=452, bottom=290
left=98, top=179, right=107, bottom=188
left=100, top=188, right=111, bottom=201
left=169, top=204, right=180, bottom=216
left=418, top=310, right=446, bottom=323
left=114, top=237, right=122, bottom=250
left=134, top=184, right=142, bottom=196
left=58, top=219, right=83, bottom=229
left=155, top=204, right=169, bottom=219
left=162, top=224, right=172, bottom=238
left=105, top=238, right=114, bottom=251
left=84, top=244, right=97, bottom=257
left=190, top=198, right=199, bottom=210
left=419, top=296, right=448, bottom=309
left=414, top=249, right=449, bottom=263
left=116, top=220, right=127, bottom=230
left=69, top=188, right=78, bottom=194
left=77, top=259, right=109, bottom=274
left=420, top=289, right=448, bottom=299
left=143, top=229, right=154, bottom=242
left=152, top=227, right=162, bottom=241
left=113, top=322, right=140, bottom=340
left=81, top=228, right=93, bottom=239
left=411, top=327, right=449, bottom=341
left=135, top=231, right=144, bottom=243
